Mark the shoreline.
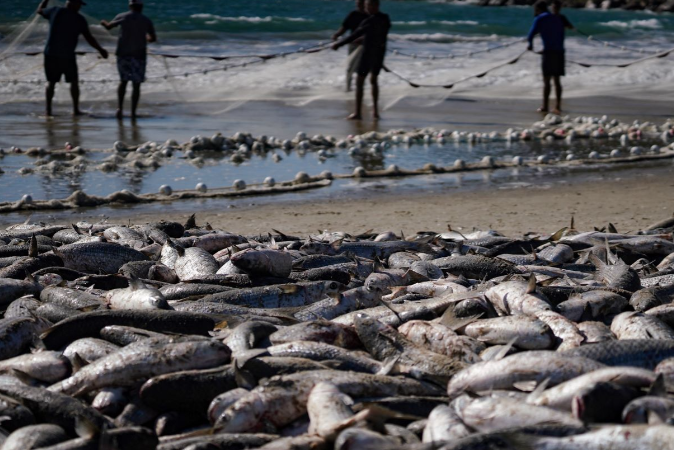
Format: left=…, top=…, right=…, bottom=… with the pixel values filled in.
left=1, top=94, right=674, bottom=151
left=2, top=162, right=672, bottom=236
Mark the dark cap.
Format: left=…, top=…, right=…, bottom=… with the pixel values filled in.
left=69, top=0, right=88, bottom=5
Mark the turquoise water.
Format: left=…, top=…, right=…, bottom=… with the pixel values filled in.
left=2, top=0, right=673, bottom=44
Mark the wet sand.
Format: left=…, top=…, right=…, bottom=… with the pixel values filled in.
left=1, top=93, right=673, bottom=150
left=3, top=162, right=671, bottom=236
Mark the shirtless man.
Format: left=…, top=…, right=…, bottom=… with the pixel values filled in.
left=333, top=0, right=391, bottom=120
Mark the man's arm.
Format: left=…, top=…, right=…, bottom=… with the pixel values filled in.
left=332, top=26, right=347, bottom=41
left=37, top=0, right=50, bottom=18
left=332, top=20, right=369, bottom=50
left=82, top=26, right=108, bottom=58
left=527, top=19, right=539, bottom=51
left=562, top=15, right=574, bottom=30
left=100, top=14, right=122, bottom=31
left=147, top=21, right=157, bottom=43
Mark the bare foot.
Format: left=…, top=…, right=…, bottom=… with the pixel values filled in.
left=346, top=113, right=362, bottom=120
left=73, top=109, right=84, bottom=117
left=45, top=110, right=53, bottom=118
left=552, top=108, right=561, bottom=115
left=116, top=109, right=123, bottom=120
left=536, top=107, right=548, bottom=113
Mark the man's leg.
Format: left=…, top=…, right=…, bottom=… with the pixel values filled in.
left=371, top=73, right=380, bottom=120
left=46, top=81, right=56, bottom=117
left=117, top=81, right=128, bottom=120
left=348, top=74, right=365, bottom=120
left=553, top=76, right=562, bottom=114
left=70, top=79, right=82, bottom=116
left=540, top=75, right=551, bottom=113
left=131, top=82, right=141, bottom=119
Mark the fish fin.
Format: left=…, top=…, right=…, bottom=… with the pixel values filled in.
left=269, top=234, right=278, bottom=250
left=588, top=253, right=606, bottom=270
left=237, top=348, right=268, bottom=368
left=278, top=284, right=299, bottom=294
left=447, top=224, right=467, bottom=240
left=405, top=269, right=429, bottom=284
left=608, top=223, right=618, bottom=234
left=377, top=299, right=402, bottom=324
left=205, top=222, right=213, bottom=231
left=526, top=273, right=537, bottom=294
left=184, top=214, right=196, bottom=230
left=28, top=234, right=38, bottom=258
left=331, top=239, right=344, bottom=252
left=649, top=373, right=667, bottom=397
left=400, top=230, right=406, bottom=241
left=359, top=403, right=424, bottom=424
left=75, top=415, right=100, bottom=439
left=127, top=274, right=145, bottom=291
left=30, top=334, right=46, bottom=353
left=233, top=358, right=257, bottom=390
left=526, top=377, right=551, bottom=404
left=549, top=227, right=568, bottom=242
left=7, top=369, right=34, bottom=385
left=440, top=304, right=482, bottom=332
left=271, top=229, right=289, bottom=240
left=377, top=356, right=400, bottom=376
left=492, top=337, right=518, bottom=361
left=71, top=352, right=87, bottom=373
left=373, top=258, right=385, bottom=273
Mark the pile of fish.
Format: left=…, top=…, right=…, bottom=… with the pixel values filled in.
left=1, top=213, right=674, bottom=449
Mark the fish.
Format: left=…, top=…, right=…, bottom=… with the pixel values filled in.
left=230, top=248, right=294, bottom=278
left=563, top=339, right=674, bottom=369
left=49, top=337, right=231, bottom=396
left=53, top=242, right=148, bottom=274
left=199, top=281, right=345, bottom=309
left=354, top=314, right=467, bottom=381
left=105, top=278, right=172, bottom=310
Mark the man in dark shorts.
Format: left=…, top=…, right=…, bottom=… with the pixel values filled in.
left=332, top=0, right=368, bottom=92
left=38, top=0, right=109, bottom=117
left=332, top=0, right=391, bottom=120
left=527, top=1, right=566, bottom=115
left=101, top=0, right=156, bottom=120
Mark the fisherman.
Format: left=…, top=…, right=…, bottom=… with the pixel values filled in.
left=332, top=0, right=369, bottom=92
left=332, top=0, right=391, bottom=121
left=37, top=0, right=109, bottom=117
left=527, top=0, right=566, bottom=115
left=101, top=0, right=156, bottom=120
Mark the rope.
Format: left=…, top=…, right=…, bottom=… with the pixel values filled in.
left=383, top=50, right=527, bottom=89
left=576, top=29, right=662, bottom=56
left=566, top=45, right=673, bottom=68
left=0, top=42, right=333, bottom=85
left=388, top=38, right=526, bottom=60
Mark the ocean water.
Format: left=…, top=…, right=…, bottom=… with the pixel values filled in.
left=1, top=0, right=673, bottom=203
left=1, top=0, right=674, bottom=104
